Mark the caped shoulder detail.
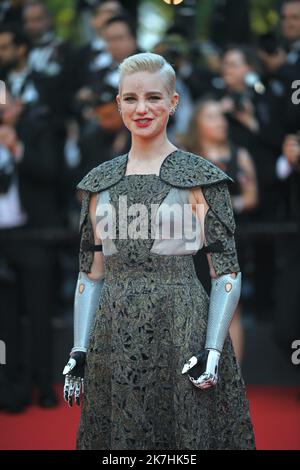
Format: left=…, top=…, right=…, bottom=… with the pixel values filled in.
left=160, top=150, right=236, bottom=234
left=76, top=153, right=128, bottom=192
left=76, top=149, right=233, bottom=194
left=159, top=149, right=233, bottom=188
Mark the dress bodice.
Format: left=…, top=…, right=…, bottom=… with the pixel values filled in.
left=95, top=174, right=203, bottom=264
left=77, top=149, right=239, bottom=275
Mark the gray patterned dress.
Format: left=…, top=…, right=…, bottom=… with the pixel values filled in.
left=75, top=149, right=256, bottom=450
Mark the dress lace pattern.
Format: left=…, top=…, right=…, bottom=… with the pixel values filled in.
left=75, top=163, right=255, bottom=449
left=108, top=175, right=171, bottom=265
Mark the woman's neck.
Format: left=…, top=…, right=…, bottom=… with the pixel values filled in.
left=129, top=134, right=177, bottom=162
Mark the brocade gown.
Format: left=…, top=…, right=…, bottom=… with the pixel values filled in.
left=75, top=149, right=256, bottom=450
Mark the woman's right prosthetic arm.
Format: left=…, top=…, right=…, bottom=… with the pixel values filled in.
left=63, top=272, right=104, bottom=406
left=63, top=190, right=104, bottom=406
left=182, top=182, right=241, bottom=389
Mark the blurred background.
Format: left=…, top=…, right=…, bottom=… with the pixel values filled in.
left=0, top=0, right=299, bottom=450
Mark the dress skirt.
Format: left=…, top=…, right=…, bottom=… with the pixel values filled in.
left=76, top=253, right=255, bottom=450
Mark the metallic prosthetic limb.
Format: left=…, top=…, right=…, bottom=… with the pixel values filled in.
left=182, top=271, right=241, bottom=390
left=63, top=272, right=104, bottom=406
left=63, top=351, right=86, bottom=406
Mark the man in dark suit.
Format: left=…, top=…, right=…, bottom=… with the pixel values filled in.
left=0, top=24, right=65, bottom=412
left=79, top=84, right=131, bottom=178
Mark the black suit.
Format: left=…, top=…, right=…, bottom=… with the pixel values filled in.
left=0, top=108, right=66, bottom=404
left=79, top=122, right=131, bottom=179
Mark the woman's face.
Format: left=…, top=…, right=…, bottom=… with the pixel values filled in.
left=197, top=102, right=228, bottom=143
left=117, top=71, right=178, bottom=140
left=221, top=50, right=250, bottom=90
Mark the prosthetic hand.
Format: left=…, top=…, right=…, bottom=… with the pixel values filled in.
left=63, top=351, right=86, bottom=406
left=182, top=271, right=241, bottom=390
left=63, top=272, right=104, bottom=406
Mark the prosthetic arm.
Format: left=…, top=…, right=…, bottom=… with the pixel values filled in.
left=63, top=191, right=104, bottom=406
left=182, top=182, right=241, bottom=389
left=63, top=272, right=104, bottom=406
left=182, top=272, right=241, bottom=388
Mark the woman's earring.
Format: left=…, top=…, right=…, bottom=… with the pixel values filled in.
left=170, top=105, right=177, bottom=116
left=118, top=106, right=122, bottom=115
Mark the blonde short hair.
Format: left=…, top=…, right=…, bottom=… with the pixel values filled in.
left=118, top=52, right=176, bottom=96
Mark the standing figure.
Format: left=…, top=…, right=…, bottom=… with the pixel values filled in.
left=63, top=52, right=256, bottom=450
left=183, top=97, right=258, bottom=362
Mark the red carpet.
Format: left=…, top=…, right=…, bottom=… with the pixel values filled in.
left=0, top=386, right=299, bottom=450
left=247, top=386, right=300, bottom=450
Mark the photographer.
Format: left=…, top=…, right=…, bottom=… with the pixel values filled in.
left=274, top=133, right=300, bottom=357
left=217, top=45, right=284, bottom=319
left=73, top=1, right=124, bottom=115
left=0, top=125, right=25, bottom=222
left=0, top=124, right=28, bottom=413
left=219, top=46, right=284, bottom=168
left=0, top=102, right=61, bottom=412
left=0, top=25, right=65, bottom=411
left=279, top=0, right=300, bottom=134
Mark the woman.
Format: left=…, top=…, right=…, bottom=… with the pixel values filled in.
left=184, top=98, right=258, bottom=215
left=184, top=97, right=258, bottom=361
left=63, top=53, right=256, bottom=450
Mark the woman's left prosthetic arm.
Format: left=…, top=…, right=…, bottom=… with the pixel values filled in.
left=182, top=272, right=241, bottom=388
left=182, top=182, right=241, bottom=389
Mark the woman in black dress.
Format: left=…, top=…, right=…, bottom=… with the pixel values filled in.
left=63, top=52, right=256, bottom=450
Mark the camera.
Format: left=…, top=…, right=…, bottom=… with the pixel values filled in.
left=229, top=91, right=249, bottom=112
left=228, top=72, right=265, bottom=113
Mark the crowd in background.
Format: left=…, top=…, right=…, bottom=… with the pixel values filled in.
left=0, top=0, right=299, bottom=412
